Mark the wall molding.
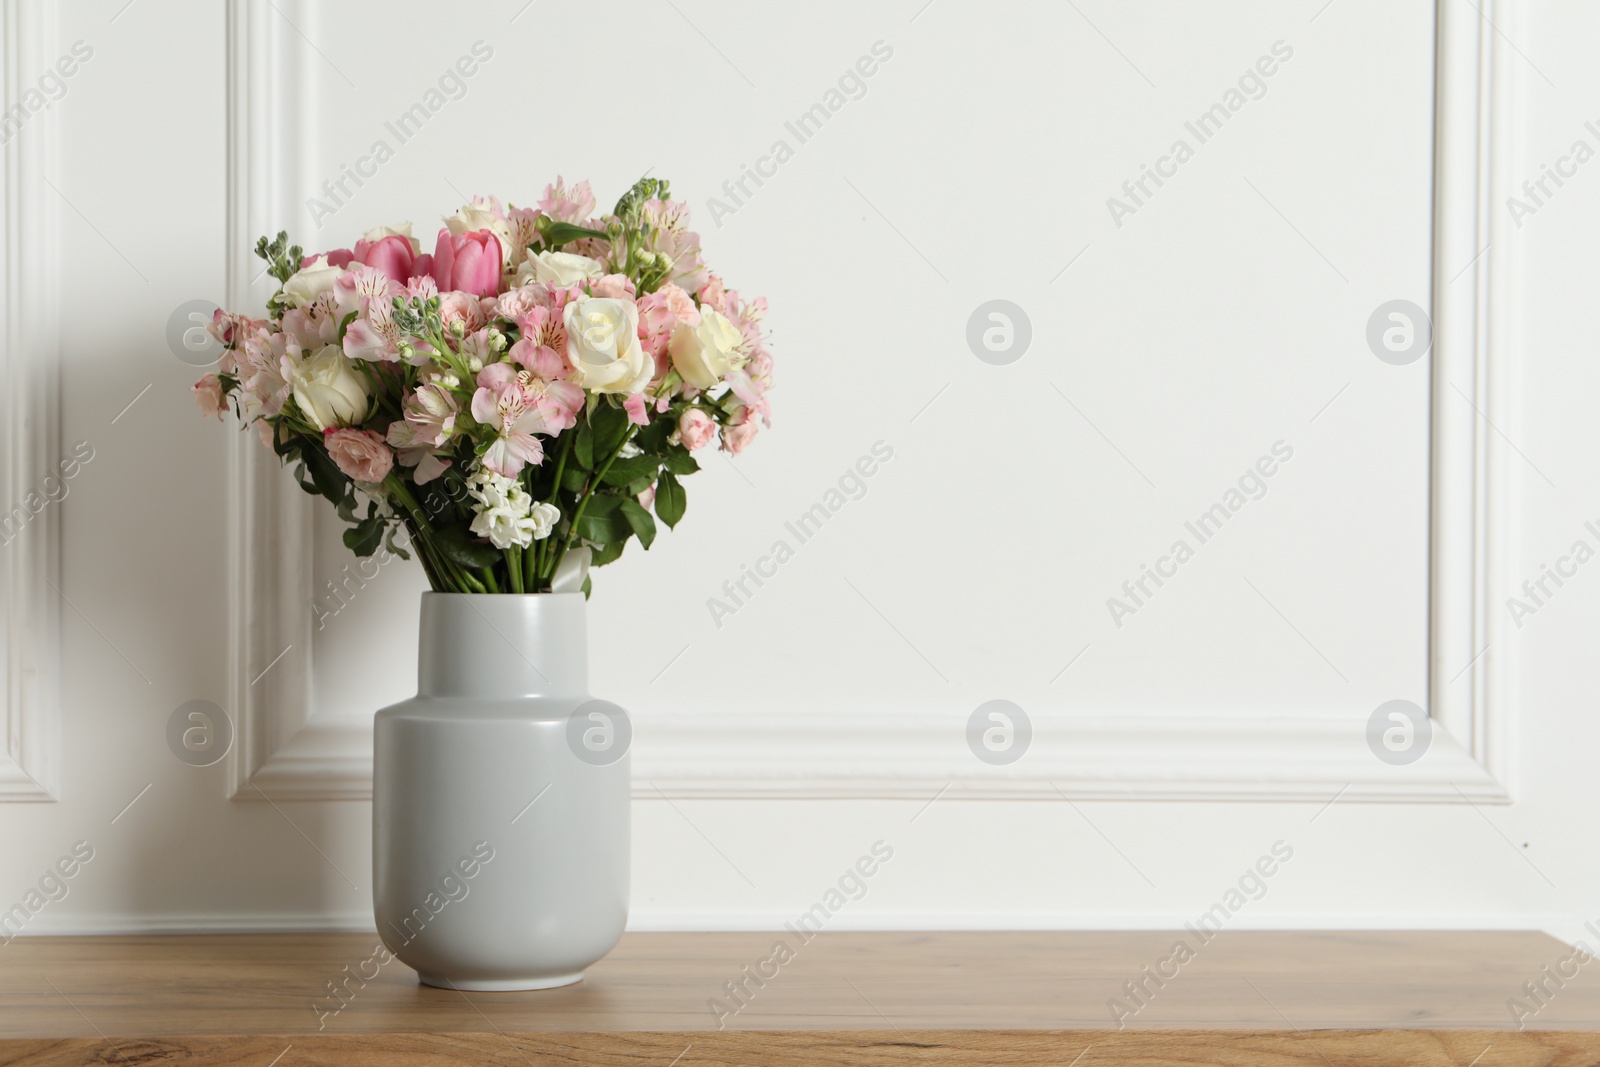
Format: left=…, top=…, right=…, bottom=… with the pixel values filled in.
left=227, top=3, right=1517, bottom=803
left=1428, top=0, right=1516, bottom=800
left=0, top=0, right=62, bottom=802
left=225, top=0, right=319, bottom=801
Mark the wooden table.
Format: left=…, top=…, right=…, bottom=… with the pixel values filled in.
left=2, top=931, right=1597, bottom=1064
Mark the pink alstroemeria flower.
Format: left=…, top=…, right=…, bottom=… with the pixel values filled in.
left=333, top=265, right=401, bottom=319
left=507, top=330, right=568, bottom=382
left=538, top=176, right=596, bottom=224
left=343, top=300, right=405, bottom=363
left=479, top=359, right=583, bottom=436
left=623, top=393, right=650, bottom=426
left=471, top=368, right=548, bottom=478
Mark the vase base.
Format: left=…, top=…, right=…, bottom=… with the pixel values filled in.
left=418, top=971, right=585, bottom=992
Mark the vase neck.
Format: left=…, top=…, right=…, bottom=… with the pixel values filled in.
left=417, top=593, right=589, bottom=698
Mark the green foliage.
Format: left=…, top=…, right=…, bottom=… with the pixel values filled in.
left=619, top=498, right=656, bottom=549
left=573, top=494, right=630, bottom=543
left=541, top=221, right=610, bottom=247
left=613, top=175, right=670, bottom=220
left=601, top=453, right=661, bottom=487
left=662, top=445, right=699, bottom=476
left=432, top=523, right=502, bottom=569
left=344, top=513, right=386, bottom=557
left=654, top=471, right=687, bottom=528
left=254, top=231, right=304, bottom=318
left=253, top=231, right=303, bottom=285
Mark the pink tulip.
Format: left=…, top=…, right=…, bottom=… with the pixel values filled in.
left=302, top=248, right=355, bottom=269
left=431, top=228, right=502, bottom=297
left=354, top=234, right=417, bottom=283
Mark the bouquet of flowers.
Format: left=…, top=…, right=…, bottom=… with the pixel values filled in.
left=192, top=177, right=772, bottom=595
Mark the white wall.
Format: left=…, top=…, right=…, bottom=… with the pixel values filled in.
left=1, top=0, right=1596, bottom=953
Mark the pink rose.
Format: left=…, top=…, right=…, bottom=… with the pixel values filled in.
left=677, top=407, right=716, bottom=451
left=721, top=410, right=758, bottom=457
left=590, top=273, right=637, bottom=300
left=324, top=427, right=394, bottom=483
left=431, top=228, right=502, bottom=297
left=437, top=291, right=486, bottom=335
left=191, top=374, right=226, bottom=420
left=354, top=234, right=417, bottom=283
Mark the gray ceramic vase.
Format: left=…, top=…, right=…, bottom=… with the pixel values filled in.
left=373, top=592, right=630, bottom=990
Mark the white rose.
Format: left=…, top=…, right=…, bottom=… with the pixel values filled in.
left=291, top=344, right=371, bottom=430
left=523, top=249, right=606, bottom=287
left=668, top=306, right=744, bottom=390
left=282, top=255, right=347, bottom=307
left=362, top=222, right=414, bottom=243
left=444, top=198, right=515, bottom=263
left=563, top=298, right=653, bottom=394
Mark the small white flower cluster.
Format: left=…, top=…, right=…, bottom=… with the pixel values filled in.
left=466, top=468, right=559, bottom=549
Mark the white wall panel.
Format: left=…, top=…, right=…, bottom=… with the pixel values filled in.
left=0, top=0, right=1592, bottom=951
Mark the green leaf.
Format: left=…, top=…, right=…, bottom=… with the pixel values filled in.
left=589, top=401, right=631, bottom=459
left=292, top=461, right=321, bottom=497
left=383, top=524, right=411, bottom=561
left=302, top=442, right=348, bottom=505
left=343, top=517, right=385, bottom=557
left=655, top=471, right=686, bottom=528
left=574, top=418, right=595, bottom=469
left=432, top=523, right=501, bottom=568
left=573, top=494, right=631, bottom=543
left=619, top=497, right=656, bottom=549
left=543, top=221, right=611, bottom=247
left=635, top=417, right=673, bottom=453
left=588, top=539, right=626, bottom=567
left=561, top=464, right=587, bottom=493
left=602, top=454, right=661, bottom=487
left=663, top=445, right=699, bottom=476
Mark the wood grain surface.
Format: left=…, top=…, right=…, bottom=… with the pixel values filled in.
left=1, top=931, right=1596, bottom=1065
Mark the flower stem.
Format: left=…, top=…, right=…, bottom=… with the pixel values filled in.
left=537, top=435, right=572, bottom=580
left=384, top=474, right=460, bottom=592
left=545, top=424, right=636, bottom=583
left=506, top=546, right=524, bottom=593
